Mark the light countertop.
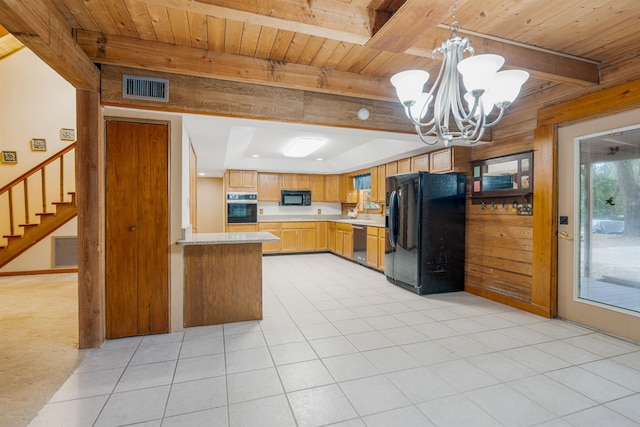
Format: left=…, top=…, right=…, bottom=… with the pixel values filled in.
left=258, top=216, right=384, bottom=227
left=177, top=232, right=280, bottom=245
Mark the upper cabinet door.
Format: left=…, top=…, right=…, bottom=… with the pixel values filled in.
left=258, top=173, right=280, bottom=201
left=226, top=170, right=258, bottom=192
left=312, top=175, right=325, bottom=202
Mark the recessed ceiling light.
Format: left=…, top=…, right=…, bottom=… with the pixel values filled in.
left=284, top=137, right=325, bottom=158
left=251, top=154, right=260, bottom=158
left=198, top=172, right=205, bottom=176
left=316, top=158, right=323, bottom=161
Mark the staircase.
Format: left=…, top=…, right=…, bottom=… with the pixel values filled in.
left=0, top=143, right=77, bottom=268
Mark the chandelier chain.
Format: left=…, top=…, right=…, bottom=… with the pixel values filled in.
left=449, top=0, right=460, bottom=36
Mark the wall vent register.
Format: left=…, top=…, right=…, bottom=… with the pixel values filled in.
left=122, top=74, right=169, bottom=102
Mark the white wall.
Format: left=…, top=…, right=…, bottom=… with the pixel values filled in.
left=0, top=219, right=77, bottom=272
left=0, top=48, right=77, bottom=273
left=258, top=202, right=342, bottom=217
left=197, top=177, right=224, bottom=232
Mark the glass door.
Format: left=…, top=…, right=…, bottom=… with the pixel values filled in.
left=557, top=109, right=640, bottom=342
left=578, top=130, right=640, bottom=311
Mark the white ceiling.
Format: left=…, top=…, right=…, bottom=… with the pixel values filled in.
left=183, top=114, right=441, bottom=177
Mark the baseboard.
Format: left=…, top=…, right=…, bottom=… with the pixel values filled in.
left=0, top=268, right=78, bottom=277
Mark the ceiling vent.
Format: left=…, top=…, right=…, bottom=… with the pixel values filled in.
left=122, top=74, right=169, bottom=102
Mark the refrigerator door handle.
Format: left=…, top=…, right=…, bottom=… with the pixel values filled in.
left=389, top=190, right=399, bottom=248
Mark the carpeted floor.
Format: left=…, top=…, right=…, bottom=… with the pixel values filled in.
left=0, top=273, right=83, bottom=427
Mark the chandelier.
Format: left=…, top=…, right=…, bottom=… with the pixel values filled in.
left=390, top=0, right=529, bottom=146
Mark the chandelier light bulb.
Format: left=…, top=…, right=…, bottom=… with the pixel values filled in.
left=390, top=70, right=430, bottom=106
left=491, top=70, right=530, bottom=108
left=457, top=54, right=504, bottom=93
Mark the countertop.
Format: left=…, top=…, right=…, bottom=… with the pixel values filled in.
left=258, top=215, right=385, bottom=227
left=177, top=232, right=280, bottom=245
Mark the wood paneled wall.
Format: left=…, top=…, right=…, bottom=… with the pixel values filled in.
left=464, top=64, right=640, bottom=317
left=465, top=203, right=534, bottom=305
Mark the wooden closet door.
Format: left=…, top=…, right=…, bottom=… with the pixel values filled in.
left=106, top=120, right=169, bottom=338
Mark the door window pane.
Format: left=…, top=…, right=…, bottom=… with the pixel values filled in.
left=579, top=127, right=640, bottom=312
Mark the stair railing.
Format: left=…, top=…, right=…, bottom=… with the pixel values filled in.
left=0, top=143, right=76, bottom=240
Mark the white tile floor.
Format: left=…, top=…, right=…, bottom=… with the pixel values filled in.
left=29, top=253, right=640, bottom=427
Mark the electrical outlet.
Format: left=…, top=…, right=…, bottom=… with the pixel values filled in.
left=259, top=208, right=264, bottom=214
left=317, top=209, right=321, bottom=214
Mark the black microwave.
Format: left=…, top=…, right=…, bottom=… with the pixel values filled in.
left=281, top=190, right=311, bottom=206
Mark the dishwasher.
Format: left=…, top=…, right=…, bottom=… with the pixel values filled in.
left=352, top=225, right=367, bottom=265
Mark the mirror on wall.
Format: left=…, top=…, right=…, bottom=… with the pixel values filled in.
left=471, top=151, right=533, bottom=198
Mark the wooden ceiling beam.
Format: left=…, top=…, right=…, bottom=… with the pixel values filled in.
left=75, top=29, right=397, bottom=101
left=366, top=0, right=469, bottom=53
left=0, top=0, right=99, bottom=92
left=142, top=0, right=374, bottom=45
left=405, top=27, right=600, bottom=87
left=144, top=0, right=598, bottom=87
left=0, top=32, right=24, bottom=60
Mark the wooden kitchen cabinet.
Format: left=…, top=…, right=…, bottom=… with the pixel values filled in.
left=280, top=173, right=296, bottom=189
left=429, top=147, right=471, bottom=174
left=296, top=174, right=311, bottom=190
left=325, top=175, right=340, bottom=202
left=225, top=224, right=259, bottom=232
left=386, top=161, right=398, bottom=176
left=397, top=158, right=411, bottom=173
left=369, top=167, right=379, bottom=203
left=378, top=228, right=386, bottom=271
left=366, top=226, right=379, bottom=269
left=299, top=227, right=317, bottom=251
left=343, top=228, right=353, bottom=259
left=280, top=227, right=299, bottom=252
left=316, top=222, right=328, bottom=250
left=340, top=174, right=357, bottom=203
left=411, top=153, right=430, bottom=171
left=328, top=222, right=336, bottom=252
left=312, top=175, right=325, bottom=202
left=258, top=222, right=282, bottom=253
left=281, top=222, right=316, bottom=252
left=335, top=223, right=353, bottom=258
left=258, top=173, right=280, bottom=201
left=226, top=170, right=257, bottom=192
left=376, top=165, right=386, bottom=203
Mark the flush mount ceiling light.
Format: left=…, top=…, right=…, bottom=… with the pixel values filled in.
left=390, top=0, right=529, bottom=146
left=283, top=137, right=325, bottom=158
left=357, top=107, right=370, bottom=120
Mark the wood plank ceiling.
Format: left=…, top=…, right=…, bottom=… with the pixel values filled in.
left=9, top=1, right=640, bottom=120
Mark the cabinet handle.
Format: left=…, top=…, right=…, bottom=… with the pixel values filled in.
left=129, top=226, right=137, bottom=232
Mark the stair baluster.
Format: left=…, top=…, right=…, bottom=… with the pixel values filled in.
left=0, top=143, right=77, bottom=267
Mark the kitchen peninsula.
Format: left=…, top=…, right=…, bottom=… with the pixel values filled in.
left=177, top=232, right=279, bottom=327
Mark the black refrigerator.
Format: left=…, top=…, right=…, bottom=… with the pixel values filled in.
left=385, top=171, right=466, bottom=295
